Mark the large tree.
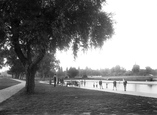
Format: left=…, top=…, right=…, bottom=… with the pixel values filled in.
left=132, top=64, right=140, bottom=75
left=145, top=66, right=153, bottom=76
left=67, top=67, right=79, bottom=78
left=7, top=59, right=25, bottom=79
left=38, top=52, right=59, bottom=80
left=0, top=0, right=114, bottom=93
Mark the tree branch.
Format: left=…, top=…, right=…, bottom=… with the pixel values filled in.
left=11, top=21, right=27, bottom=66
left=31, top=48, right=46, bottom=70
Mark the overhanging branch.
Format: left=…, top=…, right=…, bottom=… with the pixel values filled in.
left=11, top=22, right=27, bottom=66
left=31, top=48, right=46, bottom=70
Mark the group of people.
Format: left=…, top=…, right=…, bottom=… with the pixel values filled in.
left=93, top=79, right=127, bottom=91
left=113, top=79, right=127, bottom=91
left=93, top=80, right=103, bottom=89
left=80, top=80, right=86, bottom=87
left=53, top=74, right=128, bottom=91
left=52, top=74, right=65, bottom=87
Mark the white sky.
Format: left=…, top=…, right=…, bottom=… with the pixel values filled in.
left=56, top=0, right=157, bottom=71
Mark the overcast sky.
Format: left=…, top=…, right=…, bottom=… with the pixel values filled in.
left=1, top=0, right=157, bottom=72
left=57, top=0, right=157, bottom=71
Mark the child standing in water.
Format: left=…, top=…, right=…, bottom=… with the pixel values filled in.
left=99, top=80, right=103, bottom=89
left=113, top=80, right=117, bottom=90
left=123, top=79, right=127, bottom=91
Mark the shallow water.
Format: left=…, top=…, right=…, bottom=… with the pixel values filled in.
left=77, top=80, right=157, bottom=94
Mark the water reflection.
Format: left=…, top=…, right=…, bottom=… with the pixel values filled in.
left=78, top=80, right=157, bottom=95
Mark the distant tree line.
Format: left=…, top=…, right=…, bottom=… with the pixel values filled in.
left=58, top=64, right=157, bottom=78
left=7, top=60, right=157, bottom=79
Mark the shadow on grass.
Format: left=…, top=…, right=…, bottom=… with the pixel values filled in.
left=0, top=78, right=21, bottom=90
left=0, top=83, right=157, bottom=115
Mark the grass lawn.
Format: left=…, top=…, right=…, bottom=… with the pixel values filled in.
left=0, top=78, right=21, bottom=90
left=0, top=83, right=157, bottom=115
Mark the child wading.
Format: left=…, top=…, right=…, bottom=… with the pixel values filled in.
left=93, top=82, right=95, bottom=88
left=113, top=80, right=117, bottom=90
left=123, top=79, right=127, bottom=91
left=106, top=82, right=108, bottom=89
left=99, top=80, right=103, bottom=89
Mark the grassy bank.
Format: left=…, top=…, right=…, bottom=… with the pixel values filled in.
left=0, top=82, right=157, bottom=115
left=0, top=78, right=21, bottom=90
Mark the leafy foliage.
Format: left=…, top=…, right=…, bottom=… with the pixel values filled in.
left=0, top=0, right=114, bottom=93
left=145, top=66, right=153, bottom=75
left=132, top=64, right=140, bottom=75
left=67, top=67, right=79, bottom=78
left=0, top=0, right=114, bottom=62
left=57, top=67, right=65, bottom=78
left=38, top=52, right=59, bottom=79
left=66, top=65, right=157, bottom=77
left=7, top=59, right=25, bottom=78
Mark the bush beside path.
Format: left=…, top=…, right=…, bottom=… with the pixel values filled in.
left=0, top=82, right=157, bottom=115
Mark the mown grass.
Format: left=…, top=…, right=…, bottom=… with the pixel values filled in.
left=0, top=82, right=157, bottom=115
left=0, top=78, right=21, bottom=90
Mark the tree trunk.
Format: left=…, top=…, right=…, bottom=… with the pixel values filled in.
left=11, top=21, right=46, bottom=94
left=25, top=65, right=37, bottom=94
